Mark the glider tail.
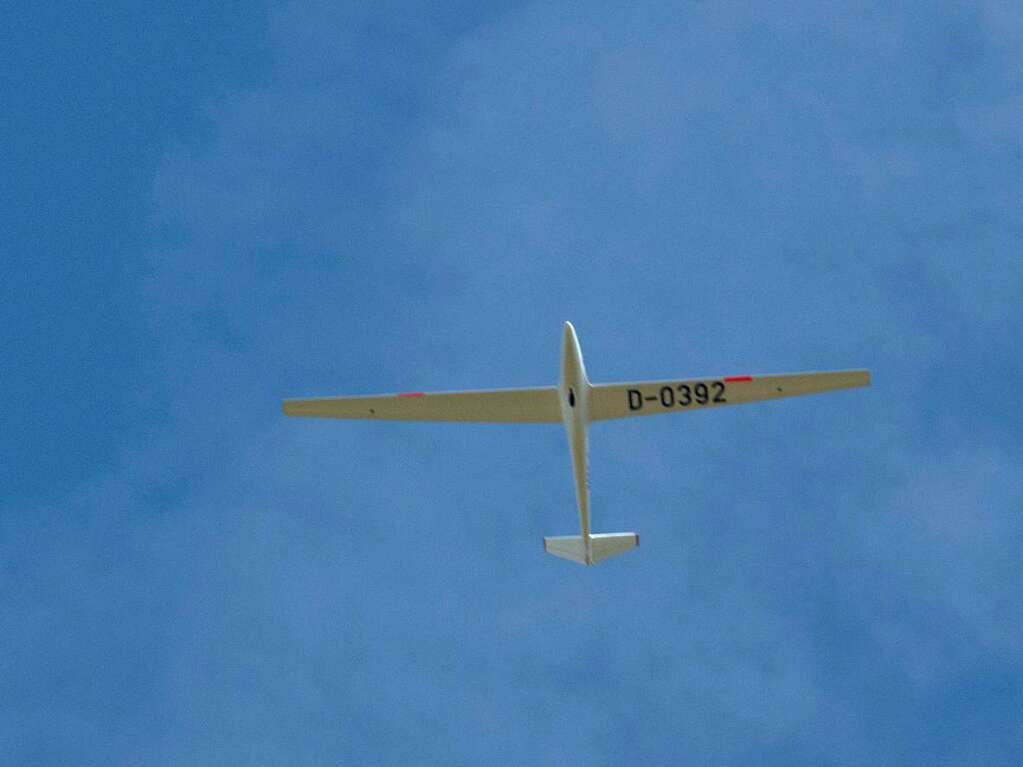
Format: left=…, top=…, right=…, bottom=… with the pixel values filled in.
left=543, top=532, right=639, bottom=566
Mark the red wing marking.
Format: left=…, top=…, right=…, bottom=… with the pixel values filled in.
left=723, top=375, right=753, bottom=383
left=397, top=391, right=426, bottom=398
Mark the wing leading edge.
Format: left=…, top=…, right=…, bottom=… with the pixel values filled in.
left=588, top=369, right=870, bottom=422
left=283, top=386, right=561, bottom=423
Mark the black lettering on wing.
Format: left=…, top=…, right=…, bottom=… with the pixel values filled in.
left=677, top=383, right=692, bottom=406
left=659, top=386, right=675, bottom=407
left=627, top=389, right=643, bottom=411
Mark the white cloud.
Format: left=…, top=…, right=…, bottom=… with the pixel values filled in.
left=7, top=2, right=1023, bottom=763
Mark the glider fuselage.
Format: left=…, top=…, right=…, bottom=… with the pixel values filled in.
left=559, top=322, right=592, bottom=554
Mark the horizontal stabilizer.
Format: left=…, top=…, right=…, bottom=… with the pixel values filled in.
left=543, top=532, right=639, bottom=566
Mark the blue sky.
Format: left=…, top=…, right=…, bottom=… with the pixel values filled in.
left=3, top=2, right=1022, bottom=764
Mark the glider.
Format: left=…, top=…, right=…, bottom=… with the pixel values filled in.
left=283, top=322, right=870, bottom=566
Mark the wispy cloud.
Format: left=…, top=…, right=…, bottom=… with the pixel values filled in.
left=4, top=2, right=1022, bottom=763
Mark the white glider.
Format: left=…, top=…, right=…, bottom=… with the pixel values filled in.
left=283, top=322, right=870, bottom=566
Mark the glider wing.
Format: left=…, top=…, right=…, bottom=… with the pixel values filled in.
left=283, top=386, right=561, bottom=423
left=589, top=370, right=870, bottom=422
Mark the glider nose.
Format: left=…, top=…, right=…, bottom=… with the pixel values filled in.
left=560, top=321, right=589, bottom=387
